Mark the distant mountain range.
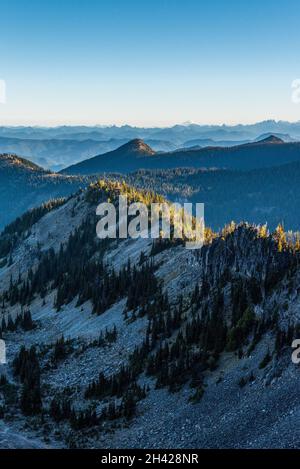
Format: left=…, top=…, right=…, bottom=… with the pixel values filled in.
left=0, top=136, right=176, bottom=171
left=61, top=135, right=300, bottom=175
left=0, top=121, right=300, bottom=170
left=2, top=132, right=300, bottom=232
left=2, top=120, right=300, bottom=141
left=183, top=133, right=296, bottom=148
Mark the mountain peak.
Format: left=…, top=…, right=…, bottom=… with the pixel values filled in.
left=0, top=153, right=44, bottom=171
left=257, top=135, right=284, bottom=144
left=120, top=139, right=155, bottom=156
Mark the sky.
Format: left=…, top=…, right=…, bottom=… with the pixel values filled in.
left=1, top=0, right=300, bottom=126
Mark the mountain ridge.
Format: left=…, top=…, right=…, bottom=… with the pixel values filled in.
left=61, top=136, right=300, bottom=175
left=0, top=152, right=92, bottom=230
left=0, top=182, right=300, bottom=448
left=0, top=153, right=45, bottom=172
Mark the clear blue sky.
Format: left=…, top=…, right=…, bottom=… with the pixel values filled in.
left=1, top=0, right=300, bottom=126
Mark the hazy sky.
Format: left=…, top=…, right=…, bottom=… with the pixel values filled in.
left=1, top=0, right=300, bottom=126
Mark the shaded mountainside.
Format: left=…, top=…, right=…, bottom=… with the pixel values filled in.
left=123, top=161, right=300, bottom=230
left=0, top=180, right=300, bottom=448
left=61, top=136, right=300, bottom=175
left=0, top=153, right=92, bottom=230
left=3, top=145, right=300, bottom=242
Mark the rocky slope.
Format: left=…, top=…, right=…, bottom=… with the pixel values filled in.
left=0, top=181, right=299, bottom=448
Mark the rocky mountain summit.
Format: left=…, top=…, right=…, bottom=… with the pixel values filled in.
left=255, top=135, right=284, bottom=145
left=120, top=139, right=156, bottom=156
